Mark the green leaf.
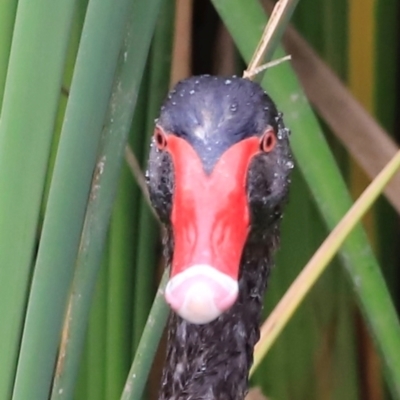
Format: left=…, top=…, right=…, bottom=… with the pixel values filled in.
left=48, top=1, right=164, bottom=398
left=132, top=0, right=175, bottom=351
left=0, top=0, right=17, bottom=107
left=121, top=270, right=170, bottom=400
left=12, top=0, right=135, bottom=398
left=0, top=0, right=77, bottom=397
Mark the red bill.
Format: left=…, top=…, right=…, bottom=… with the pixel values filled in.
left=159, top=128, right=260, bottom=324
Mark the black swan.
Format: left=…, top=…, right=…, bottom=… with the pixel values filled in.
left=146, top=75, right=293, bottom=400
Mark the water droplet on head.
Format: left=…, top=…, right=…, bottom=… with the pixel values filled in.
left=230, top=102, right=238, bottom=112
left=189, top=90, right=195, bottom=95
left=262, top=196, right=268, bottom=204
left=195, top=80, right=200, bottom=84
left=284, top=127, right=291, bottom=136
left=225, top=79, right=232, bottom=85
left=172, top=101, right=176, bottom=106
left=285, top=160, right=294, bottom=169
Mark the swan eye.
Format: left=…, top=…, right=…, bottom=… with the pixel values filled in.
left=154, top=126, right=168, bottom=150
left=260, top=127, right=276, bottom=153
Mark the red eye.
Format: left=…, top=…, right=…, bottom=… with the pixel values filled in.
left=260, top=128, right=276, bottom=152
left=154, top=126, right=168, bottom=150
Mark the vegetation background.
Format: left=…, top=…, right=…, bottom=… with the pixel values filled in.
left=0, top=0, right=399, bottom=399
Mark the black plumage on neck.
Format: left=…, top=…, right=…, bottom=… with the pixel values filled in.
left=158, top=226, right=280, bottom=400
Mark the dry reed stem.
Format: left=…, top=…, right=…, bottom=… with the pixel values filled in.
left=213, top=23, right=236, bottom=75
left=244, top=55, right=291, bottom=78
left=243, top=0, right=290, bottom=79
left=124, top=146, right=161, bottom=224
left=245, top=387, right=269, bottom=400
left=170, top=0, right=193, bottom=86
